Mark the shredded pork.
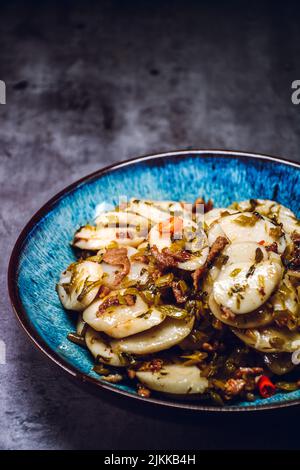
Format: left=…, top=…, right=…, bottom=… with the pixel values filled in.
left=103, top=247, right=130, bottom=285
left=192, top=236, right=229, bottom=288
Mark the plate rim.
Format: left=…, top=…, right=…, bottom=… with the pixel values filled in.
left=7, top=148, right=300, bottom=412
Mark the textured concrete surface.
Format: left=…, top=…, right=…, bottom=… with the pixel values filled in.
left=1, top=0, right=300, bottom=450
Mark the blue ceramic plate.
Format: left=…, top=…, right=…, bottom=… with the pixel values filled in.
left=8, top=150, right=300, bottom=411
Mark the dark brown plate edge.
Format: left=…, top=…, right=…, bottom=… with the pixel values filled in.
left=7, top=148, right=300, bottom=412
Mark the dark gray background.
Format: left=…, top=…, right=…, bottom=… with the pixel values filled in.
left=1, top=0, right=300, bottom=450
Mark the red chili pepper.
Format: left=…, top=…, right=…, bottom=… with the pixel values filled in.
left=258, top=240, right=265, bottom=245
left=158, top=217, right=183, bottom=236
left=257, top=375, right=276, bottom=398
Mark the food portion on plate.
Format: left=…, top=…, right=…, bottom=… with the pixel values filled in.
left=57, top=197, right=300, bottom=405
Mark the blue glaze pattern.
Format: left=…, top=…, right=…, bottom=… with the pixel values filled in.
left=16, top=153, right=300, bottom=408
